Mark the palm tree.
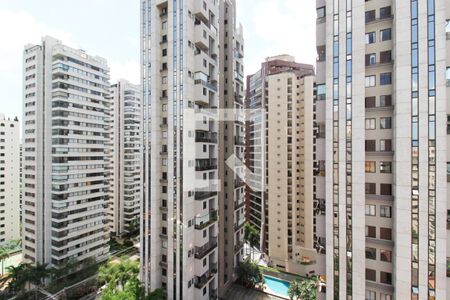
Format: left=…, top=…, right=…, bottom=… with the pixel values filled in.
left=0, top=263, right=32, bottom=294
left=244, top=222, right=260, bottom=261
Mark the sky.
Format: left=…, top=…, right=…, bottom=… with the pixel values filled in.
left=0, top=0, right=316, bottom=119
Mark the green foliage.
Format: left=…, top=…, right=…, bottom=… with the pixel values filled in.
left=288, top=277, right=317, bottom=300
left=236, top=260, right=264, bottom=288
left=147, top=288, right=167, bottom=300
left=244, top=222, right=259, bottom=249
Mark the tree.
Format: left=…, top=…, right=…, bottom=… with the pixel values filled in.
left=0, top=248, right=8, bottom=275
left=235, top=260, right=264, bottom=289
left=244, top=222, right=259, bottom=260
left=147, top=288, right=167, bottom=300
left=288, top=277, right=317, bottom=300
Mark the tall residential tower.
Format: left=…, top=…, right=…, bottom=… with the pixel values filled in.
left=22, top=36, right=111, bottom=267
left=316, top=0, right=449, bottom=298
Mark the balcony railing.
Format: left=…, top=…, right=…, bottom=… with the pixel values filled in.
left=195, top=191, right=218, bottom=200
left=235, top=136, right=245, bottom=146
left=194, top=236, right=218, bottom=259
left=194, top=270, right=214, bottom=289
left=194, top=79, right=218, bottom=92
left=196, top=158, right=217, bottom=171
left=234, top=219, right=245, bottom=231
left=209, top=262, right=218, bottom=274
left=234, top=179, right=245, bottom=188
left=195, top=210, right=218, bottom=230
left=196, top=131, right=218, bottom=143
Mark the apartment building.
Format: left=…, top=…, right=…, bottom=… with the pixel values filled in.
left=316, top=0, right=448, bottom=298
left=140, top=1, right=222, bottom=299
left=217, top=0, right=246, bottom=295
left=22, top=36, right=110, bottom=267
left=0, top=114, right=20, bottom=245
left=245, top=55, right=321, bottom=275
left=108, top=80, right=142, bottom=237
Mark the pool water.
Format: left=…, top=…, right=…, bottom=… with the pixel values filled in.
left=264, top=275, right=290, bottom=297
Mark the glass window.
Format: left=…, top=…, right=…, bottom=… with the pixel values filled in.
left=380, top=184, right=392, bottom=195
left=366, top=268, right=376, bottom=281
left=365, top=10, right=376, bottom=23
left=317, top=84, right=326, bottom=100
left=380, top=28, right=392, bottom=41
left=379, top=6, right=391, bottom=19
left=366, top=205, right=376, bottom=216
left=366, top=290, right=376, bottom=300
left=365, top=183, right=376, bottom=194
left=446, top=67, right=450, bottom=86
left=380, top=51, right=392, bottom=63
left=365, top=96, right=376, bottom=108
left=380, top=161, right=392, bottom=173
left=366, top=248, right=377, bottom=260
left=380, top=139, right=392, bottom=151
left=366, top=53, right=376, bottom=66
left=380, top=228, right=392, bottom=240
left=365, top=140, right=376, bottom=152
left=380, top=95, right=392, bottom=107
left=380, top=72, right=392, bottom=85
left=380, top=249, right=392, bottom=262
left=380, top=117, right=392, bottom=129
left=365, top=161, right=376, bottom=173
left=380, top=206, right=392, bottom=218
left=365, top=75, right=376, bottom=87
left=380, top=294, right=392, bottom=300
left=380, top=271, right=392, bottom=285
left=317, top=6, right=325, bottom=19
left=365, top=118, right=376, bottom=130
left=366, top=32, right=376, bottom=44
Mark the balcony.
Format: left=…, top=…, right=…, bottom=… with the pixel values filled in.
left=210, top=288, right=218, bottom=300
left=193, top=1, right=209, bottom=23
left=194, top=24, right=209, bottom=51
left=235, top=136, right=245, bottom=146
left=446, top=32, right=450, bottom=40
left=196, top=158, right=217, bottom=171
left=234, top=240, right=245, bottom=252
left=210, top=262, right=218, bottom=274
left=234, top=219, right=245, bottom=231
left=196, top=131, right=218, bottom=143
left=235, top=199, right=245, bottom=209
left=366, top=194, right=394, bottom=202
left=195, top=191, right=218, bottom=200
left=194, top=270, right=214, bottom=289
left=195, top=79, right=218, bottom=92
left=234, top=179, right=245, bottom=188
left=194, top=236, right=218, bottom=259
left=195, top=210, right=218, bottom=230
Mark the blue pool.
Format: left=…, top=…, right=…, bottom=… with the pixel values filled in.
left=264, top=275, right=290, bottom=297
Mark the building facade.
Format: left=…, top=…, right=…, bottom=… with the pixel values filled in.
left=140, top=1, right=221, bottom=299
left=316, top=0, right=448, bottom=298
left=245, top=56, right=321, bottom=275
left=22, top=36, right=111, bottom=267
left=0, top=114, right=20, bottom=245
left=217, top=0, right=246, bottom=295
left=108, top=80, right=142, bottom=237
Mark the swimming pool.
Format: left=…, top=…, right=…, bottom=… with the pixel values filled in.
left=264, top=275, right=290, bottom=298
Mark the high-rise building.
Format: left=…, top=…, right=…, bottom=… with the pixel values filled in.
left=245, top=55, right=320, bottom=275
left=22, top=36, right=111, bottom=267
left=0, top=114, right=20, bottom=245
left=316, top=0, right=448, bottom=298
left=108, top=80, right=142, bottom=237
left=217, top=0, right=246, bottom=295
left=140, top=1, right=221, bottom=299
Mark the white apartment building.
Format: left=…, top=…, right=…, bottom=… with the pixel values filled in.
left=0, top=114, right=20, bottom=245
left=140, top=1, right=221, bottom=299
left=108, top=80, right=142, bottom=237
left=22, top=36, right=110, bottom=267
left=217, top=0, right=246, bottom=295
left=316, top=0, right=449, bottom=299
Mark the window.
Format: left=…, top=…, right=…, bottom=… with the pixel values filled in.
left=365, top=10, right=376, bottom=23
left=380, top=51, right=392, bottom=63
left=162, top=21, right=167, bottom=29
left=380, top=184, right=392, bottom=195
left=365, top=96, right=376, bottom=108
left=317, top=84, right=326, bottom=100
left=446, top=67, right=450, bottom=86
left=366, top=32, right=376, bottom=44
left=380, top=117, right=392, bottom=129
left=317, top=6, right=326, bottom=22
left=366, top=248, right=377, bottom=260
left=380, top=294, right=392, bottom=300
left=380, top=6, right=391, bottom=19
left=380, top=228, right=392, bottom=240
left=366, top=53, right=376, bottom=66
left=366, top=205, right=376, bottom=216
left=380, top=139, right=392, bottom=151
left=380, top=73, right=392, bottom=85
left=366, top=268, right=376, bottom=281
left=380, top=249, right=392, bottom=262
left=380, top=161, right=392, bottom=173
left=380, top=271, right=392, bottom=285
left=380, top=95, right=392, bottom=107
left=365, top=161, right=376, bottom=173
left=365, top=75, right=376, bottom=87
left=365, top=118, right=376, bottom=130
left=366, top=140, right=376, bottom=152
left=365, top=183, right=376, bottom=194
left=380, top=28, right=392, bottom=41
left=162, top=76, right=167, bottom=84
left=162, top=49, right=167, bottom=57
left=366, top=290, right=376, bottom=300
left=380, top=206, right=392, bottom=218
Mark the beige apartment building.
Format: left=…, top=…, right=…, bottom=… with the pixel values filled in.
left=316, top=0, right=449, bottom=298
left=108, top=80, right=141, bottom=237
left=246, top=55, right=322, bottom=276
left=0, top=114, right=20, bottom=245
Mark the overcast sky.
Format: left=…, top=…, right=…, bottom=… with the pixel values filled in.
left=0, top=0, right=316, bottom=119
